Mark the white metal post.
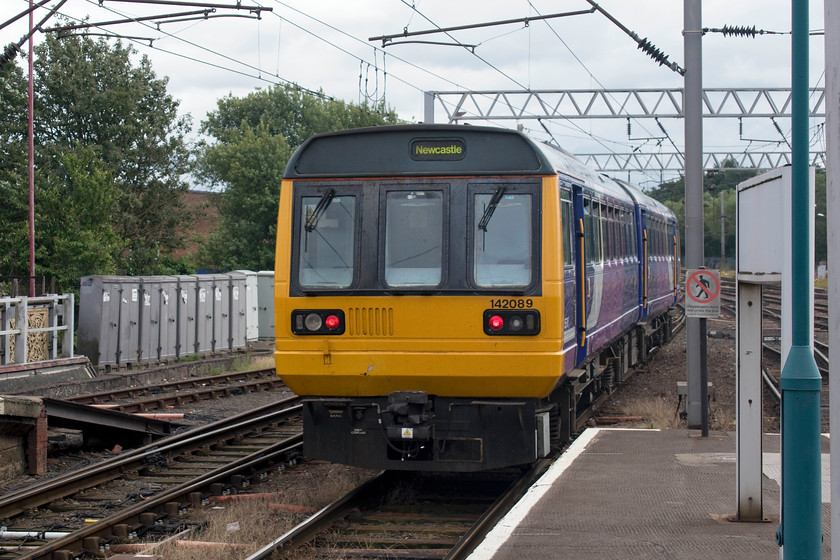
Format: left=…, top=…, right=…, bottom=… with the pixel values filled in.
left=14, top=297, right=28, bottom=364
left=423, top=91, right=435, bottom=124
left=62, top=294, right=74, bottom=358
left=736, top=281, right=763, bottom=520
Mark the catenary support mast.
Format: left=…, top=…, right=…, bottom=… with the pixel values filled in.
left=683, top=0, right=708, bottom=433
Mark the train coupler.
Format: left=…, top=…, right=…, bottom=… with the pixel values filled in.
left=384, top=391, right=432, bottom=442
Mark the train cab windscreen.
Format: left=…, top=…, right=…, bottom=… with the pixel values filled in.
left=384, top=190, right=444, bottom=287
left=473, top=192, right=533, bottom=287
left=298, top=192, right=357, bottom=288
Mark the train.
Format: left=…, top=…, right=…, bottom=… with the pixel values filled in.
left=273, top=124, right=679, bottom=472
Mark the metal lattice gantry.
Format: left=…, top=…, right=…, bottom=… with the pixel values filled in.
left=577, top=150, right=827, bottom=173
left=424, top=88, right=827, bottom=173
left=428, top=88, right=826, bottom=121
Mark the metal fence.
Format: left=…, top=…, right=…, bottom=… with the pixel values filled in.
left=0, top=294, right=75, bottom=365
left=0, top=276, right=55, bottom=298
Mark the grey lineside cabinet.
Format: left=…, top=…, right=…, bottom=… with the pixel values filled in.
left=78, top=272, right=272, bottom=366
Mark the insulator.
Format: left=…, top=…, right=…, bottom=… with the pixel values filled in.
left=0, top=43, right=21, bottom=68
left=637, top=37, right=671, bottom=67
left=721, top=25, right=757, bottom=38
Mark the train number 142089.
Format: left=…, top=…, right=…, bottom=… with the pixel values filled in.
left=490, top=298, right=533, bottom=309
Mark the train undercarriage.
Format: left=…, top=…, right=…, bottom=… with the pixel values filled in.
left=302, top=311, right=677, bottom=472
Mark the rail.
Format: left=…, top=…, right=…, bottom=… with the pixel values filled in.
left=0, top=294, right=74, bottom=366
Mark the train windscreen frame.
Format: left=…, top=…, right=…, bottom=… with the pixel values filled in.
left=289, top=178, right=541, bottom=296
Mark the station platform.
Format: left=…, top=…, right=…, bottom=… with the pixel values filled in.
left=468, top=428, right=831, bottom=559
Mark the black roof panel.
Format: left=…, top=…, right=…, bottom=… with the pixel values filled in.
left=284, top=124, right=555, bottom=178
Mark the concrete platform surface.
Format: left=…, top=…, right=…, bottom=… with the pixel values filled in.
left=469, top=428, right=831, bottom=560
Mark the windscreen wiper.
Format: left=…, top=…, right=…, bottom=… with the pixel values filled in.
left=305, top=189, right=335, bottom=232
left=477, top=186, right=506, bottom=231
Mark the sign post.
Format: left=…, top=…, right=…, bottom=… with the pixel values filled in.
left=685, top=268, right=721, bottom=319
left=684, top=268, right=719, bottom=436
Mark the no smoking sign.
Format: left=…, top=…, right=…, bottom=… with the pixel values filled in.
left=685, top=269, right=721, bottom=318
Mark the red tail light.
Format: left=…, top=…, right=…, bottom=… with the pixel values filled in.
left=325, top=314, right=341, bottom=330
left=488, top=315, right=504, bottom=330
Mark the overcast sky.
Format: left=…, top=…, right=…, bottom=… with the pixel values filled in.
left=3, top=0, right=828, bottom=186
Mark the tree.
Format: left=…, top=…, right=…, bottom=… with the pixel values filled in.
left=0, top=62, right=29, bottom=278
left=648, top=164, right=828, bottom=268
left=200, top=122, right=291, bottom=270
left=35, top=147, right=124, bottom=290
left=198, top=84, right=400, bottom=270
left=33, top=33, right=194, bottom=275
left=202, top=84, right=399, bottom=149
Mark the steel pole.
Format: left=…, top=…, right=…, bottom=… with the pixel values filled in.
left=720, top=191, right=725, bottom=267
left=683, top=0, right=707, bottom=432
left=825, top=0, right=840, bottom=556
left=28, top=0, right=35, bottom=297
left=777, top=0, right=822, bottom=556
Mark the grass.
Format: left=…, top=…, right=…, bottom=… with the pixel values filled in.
left=150, top=466, right=372, bottom=560
left=619, top=396, right=735, bottom=432
left=621, top=397, right=685, bottom=430
left=207, top=354, right=274, bottom=376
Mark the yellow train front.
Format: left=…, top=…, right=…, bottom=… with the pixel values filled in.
left=274, top=124, right=678, bottom=472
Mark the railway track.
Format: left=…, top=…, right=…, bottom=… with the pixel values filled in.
left=717, top=275, right=829, bottom=431
left=65, top=367, right=284, bottom=413
left=1, top=305, right=683, bottom=559
left=244, top=460, right=554, bottom=560
left=0, top=397, right=303, bottom=560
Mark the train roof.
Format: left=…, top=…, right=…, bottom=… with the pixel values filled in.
left=284, top=124, right=562, bottom=179
left=284, top=124, right=673, bottom=220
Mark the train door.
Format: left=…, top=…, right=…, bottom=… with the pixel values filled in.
left=560, top=187, right=577, bottom=365
left=571, top=185, right=601, bottom=365
left=637, top=207, right=649, bottom=320
left=669, top=220, right=680, bottom=299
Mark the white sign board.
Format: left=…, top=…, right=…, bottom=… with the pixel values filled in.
left=685, top=269, right=721, bottom=318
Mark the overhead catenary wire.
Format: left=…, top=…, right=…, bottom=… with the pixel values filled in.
left=526, top=1, right=668, bottom=162
left=392, top=1, right=624, bottom=156
left=16, top=0, right=330, bottom=99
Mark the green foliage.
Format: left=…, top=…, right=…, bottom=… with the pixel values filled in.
left=35, top=147, right=124, bottom=290
left=0, top=33, right=195, bottom=292
left=815, top=171, right=827, bottom=264
left=198, top=84, right=401, bottom=271
left=646, top=162, right=828, bottom=266
left=33, top=34, right=195, bottom=275
left=199, top=122, right=291, bottom=270
left=201, top=84, right=399, bottom=148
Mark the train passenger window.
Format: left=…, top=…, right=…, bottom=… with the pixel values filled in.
left=473, top=192, right=532, bottom=287
left=560, top=190, right=573, bottom=267
left=583, top=197, right=593, bottom=264
left=298, top=194, right=356, bottom=288
left=384, top=191, right=443, bottom=287
left=593, top=202, right=603, bottom=263
left=614, top=208, right=623, bottom=260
